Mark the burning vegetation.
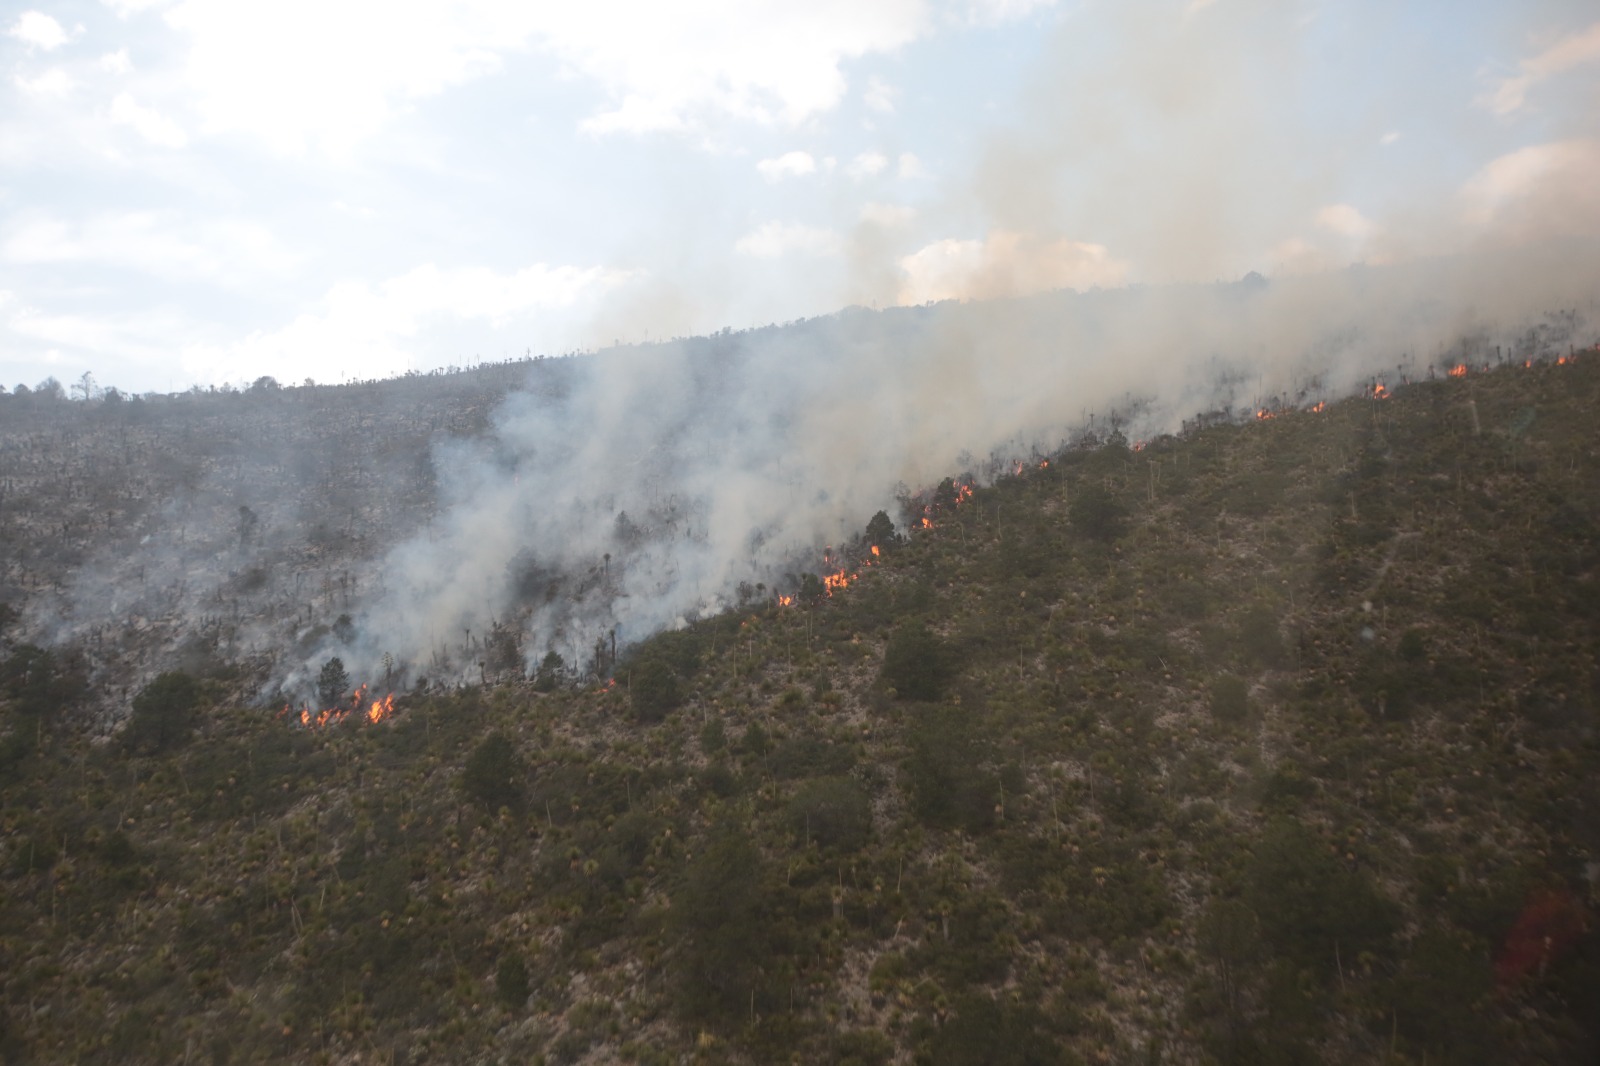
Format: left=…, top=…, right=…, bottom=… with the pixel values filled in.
left=278, top=683, right=396, bottom=730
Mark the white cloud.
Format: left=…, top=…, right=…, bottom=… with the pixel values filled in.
left=1483, top=20, right=1600, bottom=115
left=181, top=261, right=629, bottom=384
left=109, top=92, right=188, bottom=148
left=4, top=211, right=298, bottom=282
left=756, top=150, right=817, bottom=181
left=898, top=230, right=1126, bottom=303
left=150, top=0, right=928, bottom=155
left=848, top=151, right=888, bottom=178
left=1379, top=130, right=1400, bottom=145
left=1314, top=203, right=1377, bottom=240
left=101, top=0, right=174, bottom=15
left=162, top=0, right=524, bottom=155
left=8, top=11, right=69, bottom=50
left=550, top=1, right=929, bottom=136
left=863, top=76, right=897, bottom=114
left=960, top=0, right=1058, bottom=26
left=100, top=49, right=134, bottom=74
left=1460, top=139, right=1600, bottom=237
left=14, top=69, right=74, bottom=96
left=897, top=152, right=927, bottom=179
left=2, top=296, right=212, bottom=387
left=860, top=201, right=915, bottom=227
left=734, top=221, right=842, bottom=258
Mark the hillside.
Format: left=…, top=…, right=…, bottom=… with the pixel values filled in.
left=0, top=359, right=579, bottom=721
left=2, top=351, right=1599, bottom=1064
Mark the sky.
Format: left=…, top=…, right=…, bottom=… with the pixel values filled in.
left=1, top=0, right=1598, bottom=395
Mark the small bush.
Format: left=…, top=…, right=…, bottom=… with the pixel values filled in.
left=699, top=717, right=727, bottom=753
left=630, top=659, right=682, bottom=723
left=1238, top=607, right=1286, bottom=667
left=496, top=953, right=529, bottom=1010
left=126, top=671, right=202, bottom=752
left=1070, top=483, right=1128, bottom=542
left=1210, top=675, right=1249, bottom=723
left=787, top=776, right=872, bottom=851
left=881, top=623, right=954, bottom=701
left=461, top=732, right=526, bottom=814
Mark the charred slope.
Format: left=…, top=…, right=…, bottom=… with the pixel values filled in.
left=1, top=353, right=1599, bottom=1064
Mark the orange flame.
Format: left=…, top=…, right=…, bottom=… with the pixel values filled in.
left=870, top=544, right=880, bottom=558
left=1448, top=363, right=1468, bottom=378
left=1310, top=401, right=1327, bottom=413
left=1373, top=382, right=1389, bottom=400
left=1254, top=408, right=1275, bottom=421
left=823, top=569, right=858, bottom=594
left=288, top=682, right=397, bottom=730
left=777, top=594, right=794, bottom=607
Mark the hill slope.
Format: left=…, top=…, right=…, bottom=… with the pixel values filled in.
left=2, top=353, right=1599, bottom=1064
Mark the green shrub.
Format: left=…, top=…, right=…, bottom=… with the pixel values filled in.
left=1069, top=483, right=1127, bottom=542
left=787, top=776, right=872, bottom=851
left=317, top=656, right=350, bottom=707
left=904, top=706, right=997, bottom=832
left=672, top=828, right=768, bottom=1023
left=770, top=734, right=854, bottom=780
left=699, top=717, right=727, bottom=753
left=1209, top=675, right=1249, bottom=723
left=126, top=671, right=202, bottom=752
left=1238, top=606, right=1286, bottom=667
left=496, top=953, right=529, bottom=1010
left=461, top=732, right=526, bottom=813
left=881, top=623, right=954, bottom=701
left=927, top=994, right=1061, bottom=1066
left=630, top=659, right=682, bottom=723
left=1246, top=819, right=1400, bottom=979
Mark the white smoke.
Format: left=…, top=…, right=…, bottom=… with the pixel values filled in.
left=308, top=242, right=1598, bottom=689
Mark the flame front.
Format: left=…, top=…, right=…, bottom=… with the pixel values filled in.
left=823, top=569, right=854, bottom=594
left=368, top=693, right=395, bottom=723
left=287, top=683, right=397, bottom=730
left=1449, top=363, right=1468, bottom=378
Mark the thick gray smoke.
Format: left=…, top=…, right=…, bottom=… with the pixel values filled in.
left=300, top=244, right=1597, bottom=691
